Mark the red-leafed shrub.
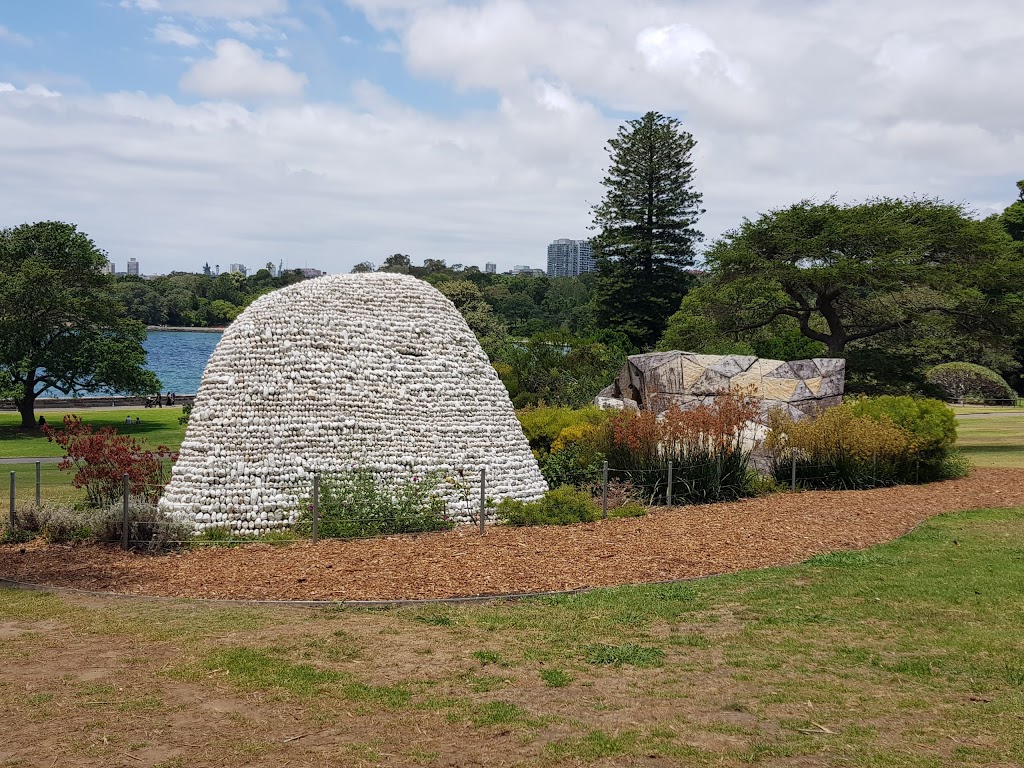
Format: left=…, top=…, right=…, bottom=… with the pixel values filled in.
left=43, top=415, right=176, bottom=507
left=603, top=390, right=762, bottom=504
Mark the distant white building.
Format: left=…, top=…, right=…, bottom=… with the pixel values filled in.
left=485, top=262, right=497, bottom=274
left=300, top=268, right=326, bottom=278
left=229, top=263, right=247, bottom=277
left=101, top=261, right=115, bottom=275
left=546, top=239, right=595, bottom=278
left=508, top=265, right=545, bottom=277
left=127, top=257, right=140, bottom=276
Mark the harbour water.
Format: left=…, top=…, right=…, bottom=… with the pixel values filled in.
left=38, top=330, right=222, bottom=398
left=142, top=330, right=223, bottom=395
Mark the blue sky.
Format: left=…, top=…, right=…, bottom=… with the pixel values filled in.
left=0, top=1, right=1022, bottom=275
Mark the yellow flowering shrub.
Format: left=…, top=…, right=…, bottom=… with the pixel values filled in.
left=766, top=405, right=913, bottom=462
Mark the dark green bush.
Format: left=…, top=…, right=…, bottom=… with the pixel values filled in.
left=295, top=469, right=454, bottom=539
left=926, top=362, right=1017, bottom=404
left=497, top=486, right=600, bottom=526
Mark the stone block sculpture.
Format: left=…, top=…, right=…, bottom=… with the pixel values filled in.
left=158, top=273, right=547, bottom=534
left=596, top=351, right=845, bottom=419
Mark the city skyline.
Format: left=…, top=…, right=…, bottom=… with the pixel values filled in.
left=1, top=1, right=1021, bottom=274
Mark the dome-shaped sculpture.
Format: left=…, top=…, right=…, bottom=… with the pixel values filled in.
left=159, top=273, right=547, bottom=533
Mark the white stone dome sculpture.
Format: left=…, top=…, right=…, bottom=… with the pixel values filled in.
left=158, top=273, right=547, bottom=533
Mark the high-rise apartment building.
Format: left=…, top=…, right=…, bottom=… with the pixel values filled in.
left=546, top=239, right=595, bottom=278
left=229, top=263, right=247, bottom=277
left=127, top=257, right=140, bottom=276
left=485, top=262, right=497, bottom=274
left=101, top=261, right=116, bottom=275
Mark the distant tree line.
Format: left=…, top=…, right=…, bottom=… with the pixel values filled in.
left=7, top=114, right=1022, bottom=430
left=113, top=268, right=309, bottom=327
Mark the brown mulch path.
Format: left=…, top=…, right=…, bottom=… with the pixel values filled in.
left=2, top=468, right=1022, bottom=602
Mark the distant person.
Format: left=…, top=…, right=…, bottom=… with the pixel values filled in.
left=125, top=415, right=132, bottom=425
left=37, top=415, right=46, bottom=428
left=134, top=416, right=141, bottom=425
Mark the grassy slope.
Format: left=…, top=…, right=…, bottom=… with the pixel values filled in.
left=1, top=506, right=1022, bottom=766
left=0, top=407, right=187, bottom=458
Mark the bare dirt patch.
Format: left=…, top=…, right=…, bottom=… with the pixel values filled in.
left=2, top=468, right=1022, bottom=602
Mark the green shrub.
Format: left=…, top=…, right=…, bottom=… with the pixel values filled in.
left=847, top=395, right=958, bottom=481
left=768, top=396, right=965, bottom=489
left=497, top=486, right=600, bottom=526
left=926, top=362, right=1017, bottom=404
left=295, top=469, right=454, bottom=539
left=515, top=406, right=608, bottom=455
left=607, top=502, right=647, bottom=519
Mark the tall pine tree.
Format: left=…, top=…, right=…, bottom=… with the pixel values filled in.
left=591, top=112, right=704, bottom=349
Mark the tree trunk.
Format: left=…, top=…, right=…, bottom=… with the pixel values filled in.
left=16, top=371, right=37, bottom=430
left=826, top=335, right=847, bottom=358
left=17, top=396, right=36, bottom=431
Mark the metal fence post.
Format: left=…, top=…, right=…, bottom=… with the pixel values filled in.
left=601, top=461, right=609, bottom=520
left=311, top=473, right=320, bottom=544
left=791, top=451, right=797, bottom=492
left=666, top=461, right=673, bottom=507
left=122, top=473, right=130, bottom=551
left=479, top=468, right=486, bottom=534
left=35, top=461, right=41, bottom=507
left=9, top=471, right=15, bottom=534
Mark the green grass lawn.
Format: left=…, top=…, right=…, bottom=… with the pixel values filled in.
left=0, top=407, right=187, bottom=459
left=949, top=404, right=1024, bottom=415
left=2, top=506, right=1023, bottom=766
left=955, top=412, right=1024, bottom=468
left=0, top=461, right=84, bottom=504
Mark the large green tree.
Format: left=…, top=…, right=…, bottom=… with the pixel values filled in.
left=693, top=198, right=1023, bottom=359
left=999, top=180, right=1024, bottom=242
left=0, top=222, right=159, bottom=429
left=590, top=111, right=704, bottom=349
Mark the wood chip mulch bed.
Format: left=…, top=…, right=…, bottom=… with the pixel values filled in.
left=2, top=468, right=1022, bottom=603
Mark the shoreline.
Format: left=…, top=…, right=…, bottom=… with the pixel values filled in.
left=147, top=326, right=226, bottom=333
left=0, top=394, right=196, bottom=412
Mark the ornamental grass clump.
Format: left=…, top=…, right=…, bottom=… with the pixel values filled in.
left=603, top=390, right=761, bottom=504
left=295, top=469, right=454, bottom=539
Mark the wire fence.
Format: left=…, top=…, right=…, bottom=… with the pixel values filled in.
left=945, top=397, right=1023, bottom=407
left=1, top=447, right=935, bottom=550
left=1, top=464, right=492, bottom=549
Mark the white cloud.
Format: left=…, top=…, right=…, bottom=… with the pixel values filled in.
left=0, top=82, right=60, bottom=97
left=636, top=24, right=748, bottom=86
left=179, top=39, right=307, bottom=99
left=152, top=22, right=201, bottom=47
left=120, top=0, right=287, bottom=19
left=2, top=0, right=1024, bottom=275
left=226, top=19, right=287, bottom=40
left=0, top=24, right=32, bottom=46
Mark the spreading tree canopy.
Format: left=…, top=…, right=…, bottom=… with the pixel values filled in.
left=0, top=221, right=159, bottom=429
left=590, top=111, right=704, bottom=349
left=689, top=198, right=1023, bottom=358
